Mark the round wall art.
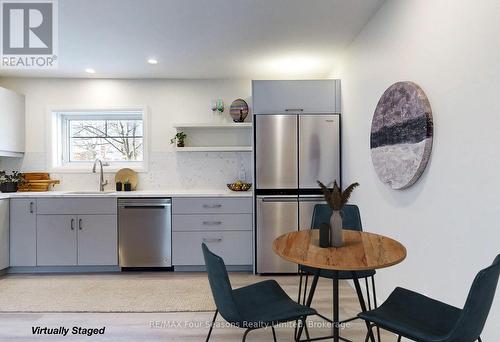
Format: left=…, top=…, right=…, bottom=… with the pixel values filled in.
left=370, top=81, right=433, bottom=190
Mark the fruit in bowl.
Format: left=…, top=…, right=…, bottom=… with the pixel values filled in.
left=227, top=181, right=252, bottom=191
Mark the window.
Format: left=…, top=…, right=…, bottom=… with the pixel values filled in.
left=49, top=108, right=147, bottom=171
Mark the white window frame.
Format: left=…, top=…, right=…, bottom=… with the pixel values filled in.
left=46, top=106, right=149, bottom=173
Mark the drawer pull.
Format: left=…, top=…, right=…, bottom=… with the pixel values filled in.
left=202, top=238, right=223, bottom=243
left=203, top=221, right=222, bottom=225
left=285, top=108, right=304, bottom=112
left=202, top=204, right=222, bottom=209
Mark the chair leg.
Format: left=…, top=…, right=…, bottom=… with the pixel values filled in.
left=397, top=335, right=401, bottom=342
left=370, top=276, right=381, bottom=342
left=365, top=277, right=372, bottom=311
left=364, top=325, right=374, bottom=342
left=271, top=326, right=277, bottom=342
left=304, top=319, right=311, bottom=340
left=352, top=272, right=376, bottom=342
left=242, top=328, right=252, bottom=342
left=205, top=310, right=218, bottom=342
left=477, top=337, right=482, bottom=342
left=298, top=271, right=303, bottom=303
left=303, top=273, right=309, bottom=305
left=295, top=272, right=304, bottom=337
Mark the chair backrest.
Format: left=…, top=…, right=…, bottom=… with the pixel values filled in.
left=311, top=203, right=363, bottom=231
left=445, top=255, right=500, bottom=341
left=201, top=243, right=242, bottom=324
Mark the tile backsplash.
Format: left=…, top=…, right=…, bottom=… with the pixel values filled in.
left=0, top=151, right=252, bottom=191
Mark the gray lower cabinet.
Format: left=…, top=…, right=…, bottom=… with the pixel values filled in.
left=173, top=231, right=252, bottom=265
left=9, top=197, right=118, bottom=268
left=36, top=214, right=117, bottom=266
left=10, top=198, right=37, bottom=266
left=37, top=215, right=77, bottom=266
left=172, top=197, right=253, bottom=267
left=77, top=215, right=117, bottom=265
left=0, top=199, right=9, bottom=270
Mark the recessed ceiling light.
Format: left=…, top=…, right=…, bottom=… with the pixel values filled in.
left=147, top=58, right=158, bottom=65
left=85, top=68, right=96, bottom=74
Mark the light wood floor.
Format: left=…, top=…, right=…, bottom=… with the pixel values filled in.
left=0, top=272, right=394, bottom=341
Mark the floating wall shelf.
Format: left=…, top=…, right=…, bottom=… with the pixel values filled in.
left=175, top=146, right=252, bottom=152
left=172, top=122, right=253, bottom=152
left=173, top=122, right=252, bottom=129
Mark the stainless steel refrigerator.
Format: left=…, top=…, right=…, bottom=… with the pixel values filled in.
left=255, top=114, right=340, bottom=273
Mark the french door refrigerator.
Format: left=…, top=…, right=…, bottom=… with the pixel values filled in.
left=255, top=114, right=340, bottom=273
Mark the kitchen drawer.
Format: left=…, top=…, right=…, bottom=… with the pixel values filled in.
left=172, top=197, right=252, bottom=214
left=172, top=214, right=252, bottom=231
left=173, top=231, right=252, bottom=265
left=36, top=198, right=117, bottom=215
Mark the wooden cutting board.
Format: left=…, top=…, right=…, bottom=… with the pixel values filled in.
left=18, top=173, right=60, bottom=192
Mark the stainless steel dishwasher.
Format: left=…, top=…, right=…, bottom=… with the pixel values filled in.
left=118, top=198, right=172, bottom=267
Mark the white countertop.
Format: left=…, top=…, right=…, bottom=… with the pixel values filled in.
left=0, top=189, right=253, bottom=199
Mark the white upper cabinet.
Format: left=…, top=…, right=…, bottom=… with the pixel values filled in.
left=0, top=87, right=25, bottom=157
left=252, top=80, right=340, bottom=114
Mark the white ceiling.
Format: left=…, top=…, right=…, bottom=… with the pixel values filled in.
left=0, top=0, right=385, bottom=79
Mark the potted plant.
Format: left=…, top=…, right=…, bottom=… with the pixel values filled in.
left=317, top=180, right=359, bottom=247
left=170, top=132, right=187, bottom=147
left=0, top=170, right=25, bottom=193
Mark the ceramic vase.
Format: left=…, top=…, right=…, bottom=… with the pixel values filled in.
left=329, top=210, right=344, bottom=247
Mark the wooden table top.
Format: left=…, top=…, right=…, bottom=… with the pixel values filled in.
left=273, top=229, right=407, bottom=271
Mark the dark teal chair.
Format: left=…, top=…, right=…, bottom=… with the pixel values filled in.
left=298, top=204, right=379, bottom=332
left=202, top=243, right=317, bottom=341
left=359, top=255, right=500, bottom=342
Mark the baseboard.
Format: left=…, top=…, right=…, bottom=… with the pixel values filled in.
left=7, top=266, right=121, bottom=274
left=174, top=265, right=252, bottom=272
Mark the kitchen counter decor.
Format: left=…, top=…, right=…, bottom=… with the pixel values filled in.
left=17, top=173, right=60, bottom=192
left=227, top=181, right=252, bottom=191
left=0, top=170, right=25, bottom=193
left=115, top=168, right=138, bottom=191
left=229, top=99, right=249, bottom=122
left=318, top=180, right=359, bottom=248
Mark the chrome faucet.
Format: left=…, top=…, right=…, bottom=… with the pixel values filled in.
left=92, top=159, right=109, bottom=191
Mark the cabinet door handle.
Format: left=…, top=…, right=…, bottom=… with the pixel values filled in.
left=202, top=238, right=223, bottom=243
left=29, top=202, right=34, bottom=214
left=78, top=219, right=82, bottom=230
left=202, top=204, right=222, bottom=209
left=202, top=221, right=222, bottom=226
left=70, top=219, right=75, bottom=230
left=285, top=108, right=304, bottom=112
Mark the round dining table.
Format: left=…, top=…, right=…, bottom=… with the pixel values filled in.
left=273, top=229, right=407, bottom=342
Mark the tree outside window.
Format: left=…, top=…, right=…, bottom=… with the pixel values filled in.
left=67, top=117, right=143, bottom=162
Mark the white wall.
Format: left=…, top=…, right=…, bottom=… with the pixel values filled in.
left=333, top=0, right=499, bottom=339
left=0, top=78, right=252, bottom=190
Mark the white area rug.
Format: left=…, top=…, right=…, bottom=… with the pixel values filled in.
left=0, top=272, right=354, bottom=313
left=0, top=273, right=216, bottom=312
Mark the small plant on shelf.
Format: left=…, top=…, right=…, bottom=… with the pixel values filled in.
left=0, top=170, right=25, bottom=193
left=170, top=132, right=187, bottom=147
